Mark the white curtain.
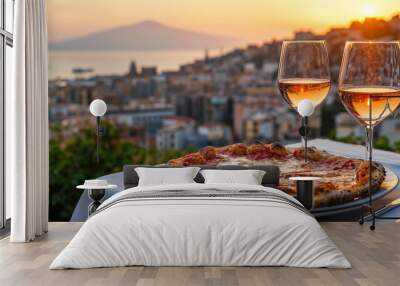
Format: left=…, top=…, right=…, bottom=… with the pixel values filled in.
left=7, top=0, right=49, bottom=242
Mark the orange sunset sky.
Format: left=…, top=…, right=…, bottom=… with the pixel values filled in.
left=48, top=0, right=400, bottom=43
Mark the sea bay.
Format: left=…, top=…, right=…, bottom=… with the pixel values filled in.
left=49, top=49, right=220, bottom=80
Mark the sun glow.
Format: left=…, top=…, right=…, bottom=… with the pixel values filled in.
left=48, top=0, right=400, bottom=43
left=362, top=3, right=377, bottom=17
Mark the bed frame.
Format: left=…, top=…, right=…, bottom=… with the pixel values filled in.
left=123, top=165, right=280, bottom=189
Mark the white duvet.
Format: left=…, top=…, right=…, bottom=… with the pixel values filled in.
left=50, top=183, right=351, bottom=269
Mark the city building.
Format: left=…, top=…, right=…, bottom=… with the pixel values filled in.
left=243, top=110, right=298, bottom=142
left=156, top=116, right=207, bottom=150
left=108, top=107, right=175, bottom=144
left=335, top=112, right=364, bottom=138
left=379, top=118, right=400, bottom=144
left=198, top=123, right=233, bottom=146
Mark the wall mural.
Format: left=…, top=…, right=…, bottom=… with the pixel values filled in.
left=48, top=1, right=400, bottom=221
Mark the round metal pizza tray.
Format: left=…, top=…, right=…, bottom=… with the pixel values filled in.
left=311, top=165, right=399, bottom=218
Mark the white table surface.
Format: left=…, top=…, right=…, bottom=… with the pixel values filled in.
left=287, top=138, right=400, bottom=165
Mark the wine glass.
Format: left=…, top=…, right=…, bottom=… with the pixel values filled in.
left=338, top=41, right=400, bottom=230
left=338, top=42, right=400, bottom=158
left=278, top=41, right=331, bottom=160
left=278, top=40, right=331, bottom=112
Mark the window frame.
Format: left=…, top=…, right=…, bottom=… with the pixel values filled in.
left=0, top=0, right=14, bottom=230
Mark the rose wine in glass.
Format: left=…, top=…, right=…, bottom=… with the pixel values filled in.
left=278, top=78, right=331, bottom=109
left=338, top=41, right=400, bottom=230
left=278, top=41, right=331, bottom=160
left=339, top=87, right=400, bottom=126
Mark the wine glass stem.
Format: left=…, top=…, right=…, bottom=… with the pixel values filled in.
left=365, top=126, right=373, bottom=207
left=365, top=126, right=373, bottom=161
left=304, top=116, right=308, bottom=162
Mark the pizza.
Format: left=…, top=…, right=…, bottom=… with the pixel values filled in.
left=168, top=143, right=386, bottom=208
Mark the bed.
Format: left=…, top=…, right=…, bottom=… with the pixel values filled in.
left=50, top=165, right=350, bottom=269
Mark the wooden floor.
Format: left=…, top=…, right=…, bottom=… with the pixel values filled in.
left=0, top=222, right=399, bottom=286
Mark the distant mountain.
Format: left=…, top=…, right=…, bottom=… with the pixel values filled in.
left=49, top=20, right=241, bottom=50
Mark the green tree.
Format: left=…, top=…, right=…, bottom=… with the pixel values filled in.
left=374, top=136, right=393, bottom=151
left=394, top=140, right=400, bottom=153
left=49, top=120, right=191, bottom=221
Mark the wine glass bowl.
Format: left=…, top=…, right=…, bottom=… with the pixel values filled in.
left=278, top=41, right=331, bottom=111
left=338, top=41, right=400, bottom=127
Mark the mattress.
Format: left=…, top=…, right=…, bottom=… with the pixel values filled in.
left=50, top=183, right=351, bottom=269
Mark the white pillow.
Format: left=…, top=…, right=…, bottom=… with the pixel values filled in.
left=200, top=169, right=266, bottom=185
left=135, top=167, right=200, bottom=186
